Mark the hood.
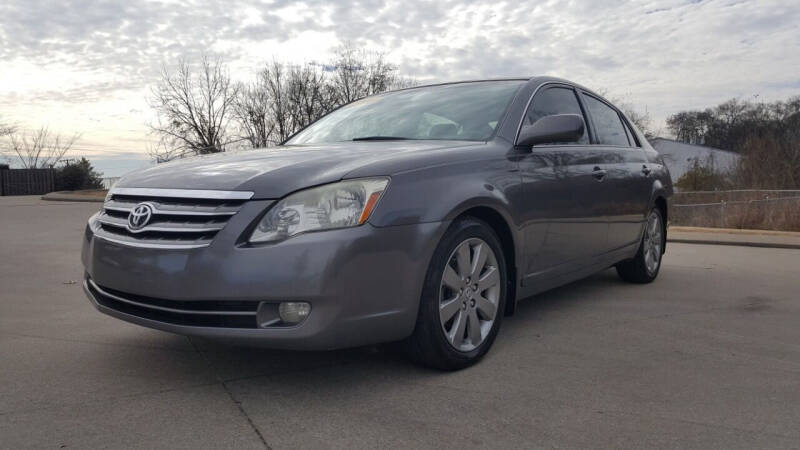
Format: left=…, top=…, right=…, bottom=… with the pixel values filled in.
left=116, top=141, right=482, bottom=199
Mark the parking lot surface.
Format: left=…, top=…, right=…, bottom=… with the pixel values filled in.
left=1, top=196, right=799, bottom=449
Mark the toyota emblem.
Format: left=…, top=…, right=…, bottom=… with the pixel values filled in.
left=128, top=203, right=154, bottom=231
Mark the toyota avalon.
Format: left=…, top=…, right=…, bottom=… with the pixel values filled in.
left=82, top=77, right=672, bottom=370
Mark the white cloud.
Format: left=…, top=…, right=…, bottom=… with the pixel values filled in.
left=1, top=0, right=798, bottom=174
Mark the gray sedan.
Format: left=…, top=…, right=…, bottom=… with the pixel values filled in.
left=82, top=77, right=672, bottom=369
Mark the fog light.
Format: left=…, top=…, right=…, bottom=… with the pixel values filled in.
left=278, top=302, right=311, bottom=324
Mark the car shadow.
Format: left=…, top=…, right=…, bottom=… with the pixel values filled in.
left=177, top=268, right=628, bottom=381
left=507, top=268, right=626, bottom=326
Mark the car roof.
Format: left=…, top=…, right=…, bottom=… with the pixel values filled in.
left=387, top=76, right=606, bottom=101
left=385, top=78, right=531, bottom=93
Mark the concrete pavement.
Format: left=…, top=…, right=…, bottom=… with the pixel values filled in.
left=2, top=196, right=800, bottom=449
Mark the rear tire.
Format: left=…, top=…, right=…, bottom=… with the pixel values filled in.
left=616, top=207, right=664, bottom=284
left=404, top=217, right=507, bottom=370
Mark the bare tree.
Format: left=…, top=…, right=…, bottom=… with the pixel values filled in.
left=232, top=47, right=413, bottom=149
left=261, top=61, right=294, bottom=144
left=9, top=126, right=80, bottom=168
left=235, top=77, right=274, bottom=149
left=286, top=63, right=332, bottom=132
left=234, top=61, right=292, bottom=148
left=618, top=102, right=655, bottom=139
left=328, top=45, right=400, bottom=105
left=0, top=116, right=15, bottom=138
left=235, top=61, right=333, bottom=148
left=149, top=55, right=239, bottom=161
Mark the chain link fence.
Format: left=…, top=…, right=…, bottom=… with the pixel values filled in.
left=672, top=190, right=800, bottom=231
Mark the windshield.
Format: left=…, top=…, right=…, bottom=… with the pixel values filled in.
left=285, top=80, right=525, bottom=145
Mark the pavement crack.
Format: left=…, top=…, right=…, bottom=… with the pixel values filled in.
left=187, top=337, right=271, bottom=450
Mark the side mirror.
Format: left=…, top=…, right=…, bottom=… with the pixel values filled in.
left=517, top=114, right=585, bottom=147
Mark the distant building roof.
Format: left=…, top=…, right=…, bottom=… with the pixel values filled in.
left=650, top=137, right=739, bottom=182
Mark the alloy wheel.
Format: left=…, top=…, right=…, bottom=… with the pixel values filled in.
left=643, top=211, right=663, bottom=275
left=438, top=238, right=500, bottom=352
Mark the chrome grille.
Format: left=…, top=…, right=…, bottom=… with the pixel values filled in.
left=94, top=188, right=253, bottom=249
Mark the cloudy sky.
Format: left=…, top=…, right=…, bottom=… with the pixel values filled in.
left=1, top=0, right=798, bottom=176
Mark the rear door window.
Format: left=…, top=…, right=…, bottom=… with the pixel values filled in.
left=582, top=95, right=630, bottom=146
left=525, top=87, right=589, bottom=144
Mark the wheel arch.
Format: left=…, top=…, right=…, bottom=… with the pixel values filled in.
left=654, top=196, right=668, bottom=254
left=647, top=176, right=670, bottom=254
left=452, top=205, right=519, bottom=316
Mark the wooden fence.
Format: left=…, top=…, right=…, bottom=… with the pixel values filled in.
left=0, top=168, right=56, bottom=196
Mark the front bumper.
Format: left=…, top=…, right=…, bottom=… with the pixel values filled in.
left=82, top=200, right=447, bottom=350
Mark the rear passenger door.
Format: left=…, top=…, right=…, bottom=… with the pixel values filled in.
left=517, top=86, right=610, bottom=281
left=580, top=93, right=651, bottom=251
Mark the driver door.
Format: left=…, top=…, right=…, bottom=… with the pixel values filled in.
left=517, top=85, right=611, bottom=282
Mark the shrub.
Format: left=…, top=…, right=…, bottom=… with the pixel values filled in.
left=733, top=132, right=800, bottom=189
left=674, top=156, right=731, bottom=191
left=55, top=157, right=103, bottom=191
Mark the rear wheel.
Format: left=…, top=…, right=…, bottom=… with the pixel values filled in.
left=404, top=218, right=507, bottom=370
left=616, top=207, right=664, bottom=283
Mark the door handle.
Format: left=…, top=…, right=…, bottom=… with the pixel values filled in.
left=592, top=166, right=607, bottom=181
left=641, top=165, right=652, bottom=176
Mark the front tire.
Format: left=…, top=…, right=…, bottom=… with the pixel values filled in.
left=616, top=207, right=665, bottom=283
left=404, top=218, right=507, bottom=370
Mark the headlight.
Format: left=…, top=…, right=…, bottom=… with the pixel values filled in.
left=248, top=177, right=389, bottom=243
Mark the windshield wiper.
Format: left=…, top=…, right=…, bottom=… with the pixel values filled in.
left=352, top=136, right=411, bottom=141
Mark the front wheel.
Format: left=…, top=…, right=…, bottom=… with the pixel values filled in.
left=404, top=218, right=507, bottom=370
left=616, top=207, right=664, bottom=283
